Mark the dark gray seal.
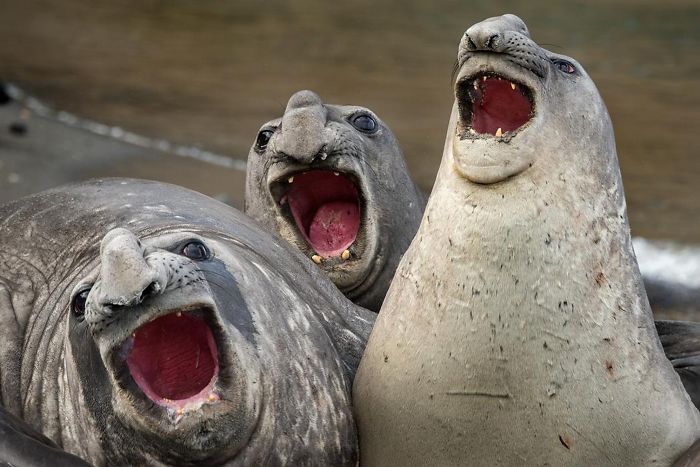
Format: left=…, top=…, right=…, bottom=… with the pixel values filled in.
left=245, top=90, right=425, bottom=312
left=0, top=178, right=374, bottom=465
left=354, top=14, right=700, bottom=466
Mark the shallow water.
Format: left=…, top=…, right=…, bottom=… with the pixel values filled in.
left=1, top=0, right=699, bottom=241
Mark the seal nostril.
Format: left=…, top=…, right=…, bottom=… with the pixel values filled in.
left=486, top=34, right=499, bottom=50
left=138, top=282, right=159, bottom=303
left=467, top=36, right=477, bottom=50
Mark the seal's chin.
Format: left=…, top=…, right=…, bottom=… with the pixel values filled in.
left=456, top=72, right=534, bottom=138
left=270, top=169, right=362, bottom=260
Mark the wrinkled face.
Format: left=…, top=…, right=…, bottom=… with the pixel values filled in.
left=246, top=90, right=423, bottom=311
left=66, top=226, right=357, bottom=464
left=259, top=123, right=370, bottom=263
left=450, top=14, right=609, bottom=184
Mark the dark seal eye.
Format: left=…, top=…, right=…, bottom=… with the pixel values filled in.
left=182, top=241, right=211, bottom=261
left=72, top=288, right=91, bottom=320
left=255, top=129, right=274, bottom=151
left=552, top=59, right=576, bottom=74
left=350, top=114, right=378, bottom=134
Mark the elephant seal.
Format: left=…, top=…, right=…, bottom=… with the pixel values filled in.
left=245, top=90, right=425, bottom=312
left=354, top=14, right=700, bottom=466
left=0, top=178, right=374, bottom=465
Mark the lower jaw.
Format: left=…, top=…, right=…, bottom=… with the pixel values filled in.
left=112, top=368, right=223, bottom=424
left=148, top=376, right=220, bottom=419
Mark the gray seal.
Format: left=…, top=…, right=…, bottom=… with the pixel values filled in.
left=0, top=178, right=374, bottom=465
left=354, top=14, right=700, bottom=466
left=245, top=90, right=425, bottom=312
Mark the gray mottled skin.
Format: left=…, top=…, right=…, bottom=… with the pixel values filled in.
left=0, top=178, right=375, bottom=465
left=647, top=278, right=700, bottom=321
left=355, top=14, right=700, bottom=466
left=245, top=90, right=425, bottom=312
left=657, top=320, right=700, bottom=410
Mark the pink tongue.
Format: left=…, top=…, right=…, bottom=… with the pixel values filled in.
left=285, top=170, right=361, bottom=258
left=308, top=201, right=360, bottom=257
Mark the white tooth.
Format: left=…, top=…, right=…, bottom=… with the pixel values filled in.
left=497, top=77, right=502, bottom=80
left=176, top=311, right=182, bottom=317
left=288, top=176, right=294, bottom=183
left=482, top=76, right=487, bottom=81
left=312, top=255, right=322, bottom=264
left=469, top=128, right=477, bottom=134
left=341, top=250, right=351, bottom=260
left=511, top=82, right=516, bottom=90
left=473, top=82, right=479, bottom=90
left=495, top=128, right=503, bottom=137
left=333, top=172, right=339, bottom=176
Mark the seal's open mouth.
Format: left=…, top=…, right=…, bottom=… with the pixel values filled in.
left=272, top=170, right=361, bottom=259
left=121, top=310, right=220, bottom=412
left=457, top=73, right=534, bottom=137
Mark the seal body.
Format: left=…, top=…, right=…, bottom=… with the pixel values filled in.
left=0, top=178, right=374, bottom=465
left=245, top=90, right=425, bottom=311
left=354, top=14, right=700, bottom=466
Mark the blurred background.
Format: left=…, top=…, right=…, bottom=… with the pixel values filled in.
left=0, top=0, right=698, bottom=315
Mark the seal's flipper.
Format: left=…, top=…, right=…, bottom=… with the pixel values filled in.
left=657, top=320, right=700, bottom=409
left=0, top=405, right=90, bottom=466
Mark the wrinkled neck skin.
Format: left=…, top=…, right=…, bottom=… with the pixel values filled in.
left=355, top=19, right=700, bottom=464
left=0, top=246, right=105, bottom=462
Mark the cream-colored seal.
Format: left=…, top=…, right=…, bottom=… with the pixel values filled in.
left=354, top=14, right=700, bottom=466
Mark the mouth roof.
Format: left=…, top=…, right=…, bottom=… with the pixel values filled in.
left=458, top=73, right=534, bottom=136
left=126, top=312, right=219, bottom=405
left=282, top=170, right=360, bottom=258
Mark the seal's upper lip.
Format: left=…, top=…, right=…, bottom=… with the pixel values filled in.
left=268, top=162, right=367, bottom=263
left=455, top=71, right=535, bottom=139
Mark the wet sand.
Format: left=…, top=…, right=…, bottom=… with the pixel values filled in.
left=0, top=0, right=699, bottom=243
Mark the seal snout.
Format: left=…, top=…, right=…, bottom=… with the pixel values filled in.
left=95, top=228, right=163, bottom=309
left=464, top=13, right=530, bottom=52
left=271, top=90, right=328, bottom=164
left=458, top=14, right=548, bottom=81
